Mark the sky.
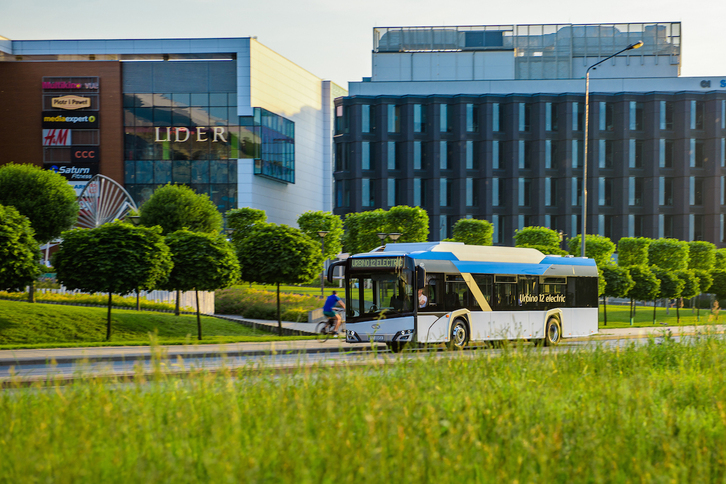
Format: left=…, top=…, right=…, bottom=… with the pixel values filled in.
left=1, top=0, right=726, bottom=89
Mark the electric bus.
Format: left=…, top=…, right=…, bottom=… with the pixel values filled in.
left=327, top=242, right=599, bottom=352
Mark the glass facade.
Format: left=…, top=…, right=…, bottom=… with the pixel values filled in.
left=122, top=60, right=294, bottom=214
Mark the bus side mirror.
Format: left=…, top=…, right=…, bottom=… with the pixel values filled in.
left=416, top=266, right=426, bottom=289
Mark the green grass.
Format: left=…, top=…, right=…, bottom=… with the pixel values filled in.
left=0, top=300, right=311, bottom=349
left=600, top=302, right=723, bottom=328
left=2, top=334, right=726, bottom=482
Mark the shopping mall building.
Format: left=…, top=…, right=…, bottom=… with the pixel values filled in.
left=0, top=36, right=345, bottom=227
left=333, top=23, right=726, bottom=246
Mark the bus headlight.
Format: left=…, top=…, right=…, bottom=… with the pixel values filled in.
left=347, top=330, right=361, bottom=342
left=394, top=329, right=414, bottom=341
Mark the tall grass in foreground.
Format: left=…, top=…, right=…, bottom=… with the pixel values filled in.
left=2, top=336, right=726, bottom=483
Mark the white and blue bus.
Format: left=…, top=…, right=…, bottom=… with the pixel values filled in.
left=328, top=242, right=599, bottom=352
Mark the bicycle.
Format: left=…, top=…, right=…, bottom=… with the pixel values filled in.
left=316, top=308, right=343, bottom=342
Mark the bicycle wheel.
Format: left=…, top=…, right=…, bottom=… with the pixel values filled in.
left=316, top=321, right=331, bottom=342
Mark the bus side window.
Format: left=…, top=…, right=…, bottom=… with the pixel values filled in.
left=426, top=274, right=442, bottom=309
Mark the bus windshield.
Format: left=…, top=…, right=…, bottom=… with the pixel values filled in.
left=347, top=270, right=414, bottom=320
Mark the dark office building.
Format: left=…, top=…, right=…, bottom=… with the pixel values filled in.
left=333, top=23, right=726, bottom=247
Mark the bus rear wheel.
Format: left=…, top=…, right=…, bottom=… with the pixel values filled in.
left=447, top=319, right=469, bottom=350
left=543, top=317, right=561, bottom=346
left=387, top=342, right=405, bottom=353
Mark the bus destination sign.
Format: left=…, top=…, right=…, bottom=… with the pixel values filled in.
left=351, top=257, right=404, bottom=269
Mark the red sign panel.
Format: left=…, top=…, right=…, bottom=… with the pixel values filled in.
left=42, top=129, right=71, bottom=146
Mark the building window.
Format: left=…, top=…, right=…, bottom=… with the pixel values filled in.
left=660, top=177, right=674, bottom=206
left=414, top=178, right=426, bottom=207
left=440, top=141, right=449, bottom=170
left=572, top=139, right=581, bottom=168
left=466, top=140, right=477, bottom=170
left=599, top=177, right=613, bottom=206
left=572, top=177, right=582, bottom=206
left=518, top=177, right=532, bottom=207
left=492, top=140, right=500, bottom=170
left=630, top=101, right=644, bottom=131
left=629, top=139, right=643, bottom=168
left=413, top=141, right=422, bottom=170
left=691, top=214, right=704, bottom=241
left=440, top=178, right=451, bottom=206
left=440, top=104, right=452, bottom=133
left=387, top=178, right=398, bottom=207
left=691, top=177, right=704, bottom=205
left=492, top=103, right=500, bottom=132
left=600, top=102, right=614, bottom=131
left=692, top=139, right=705, bottom=168
left=492, top=178, right=500, bottom=206
left=335, top=105, right=349, bottom=134
left=362, top=178, right=375, bottom=207
left=661, top=101, right=674, bottom=130
left=660, top=139, right=674, bottom=168
left=362, top=142, right=371, bottom=170
left=545, top=178, right=556, bottom=207
left=691, top=100, right=704, bottom=130
left=492, top=214, right=500, bottom=244
left=414, top=104, right=427, bottom=133
left=466, top=178, right=478, bottom=207
left=722, top=176, right=725, bottom=206
left=467, top=104, right=478, bottom=132
left=336, top=180, right=350, bottom=208
left=388, top=104, right=400, bottom=133
left=629, top=177, right=643, bottom=206
left=573, top=102, right=584, bottom=131
left=545, top=140, right=558, bottom=170
left=387, top=141, right=398, bottom=170
left=519, top=140, right=532, bottom=169
left=545, top=102, right=558, bottom=131
left=519, top=103, right=531, bottom=132
left=362, top=105, right=372, bottom=133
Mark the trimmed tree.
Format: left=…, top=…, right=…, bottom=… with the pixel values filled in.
left=568, top=234, right=616, bottom=267
left=236, top=224, right=322, bottom=335
left=297, top=211, right=344, bottom=260
left=341, top=210, right=387, bottom=255
left=384, top=206, right=429, bottom=243
left=53, top=221, right=173, bottom=341
left=601, top=265, right=634, bottom=326
left=648, top=238, right=689, bottom=271
left=674, top=269, right=700, bottom=323
left=162, top=230, right=240, bottom=340
left=714, top=249, right=726, bottom=270
left=710, top=269, right=726, bottom=299
left=139, top=183, right=223, bottom=235
left=0, top=204, right=42, bottom=292
left=688, top=241, right=716, bottom=319
left=139, top=183, right=222, bottom=315
left=514, top=226, right=567, bottom=255
left=0, top=163, right=78, bottom=302
left=625, top=265, right=660, bottom=325
left=651, top=267, right=684, bottom=324
left=226, top=207, right=267, bottom=246
left=617, top=237, right=651, bottom=267
left=450, top=218, right=493, bottom=246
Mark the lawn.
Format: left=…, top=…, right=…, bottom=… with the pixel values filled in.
left=0, top=300, right=307, bottom=349
left=599, top=302, right=722, bottom=328
left=2, top=334, right=726, bottom=482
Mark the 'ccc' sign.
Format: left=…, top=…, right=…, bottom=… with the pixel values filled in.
left=72, top=147, right=99, bottom=160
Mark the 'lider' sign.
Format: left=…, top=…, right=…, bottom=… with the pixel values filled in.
left=154, top=127, right=227, bottom=143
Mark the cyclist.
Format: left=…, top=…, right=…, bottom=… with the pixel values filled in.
left=323, top=290, right=346, bottom=335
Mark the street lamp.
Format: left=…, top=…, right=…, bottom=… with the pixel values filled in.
left=318, top=231, right=329, bottom=298
left=377, top=232, right=402, bottom=244
left=582, top=40, right=643, bottom=258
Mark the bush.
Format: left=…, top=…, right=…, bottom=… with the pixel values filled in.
left=215, top=287, right=319, bottom=321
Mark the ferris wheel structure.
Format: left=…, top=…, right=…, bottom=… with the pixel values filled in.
left=76, top=175, right=138, bottom=229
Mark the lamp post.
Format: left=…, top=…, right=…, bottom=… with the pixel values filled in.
left=318, top=231, right=329, bottom=298
left=582, top=40, right=643, bottom=258
left=388, top=233, right=401, bottom=243
left=377, top=232, right=402, bottom=245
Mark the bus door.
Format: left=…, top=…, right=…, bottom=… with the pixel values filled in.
left=517, top=275, right=539, bottom=338
left=491, top=276, right=517, bottom=339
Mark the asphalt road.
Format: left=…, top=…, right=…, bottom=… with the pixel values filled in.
left=1, top=324, right=723, bottom=385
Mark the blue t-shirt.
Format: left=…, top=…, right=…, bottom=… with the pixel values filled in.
left=323, top=294, right=341, bottom=312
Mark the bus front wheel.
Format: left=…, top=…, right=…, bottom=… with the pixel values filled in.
left=448, top=319, right=469, bottom=350
left=544, top=317, right=561, bottom=346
